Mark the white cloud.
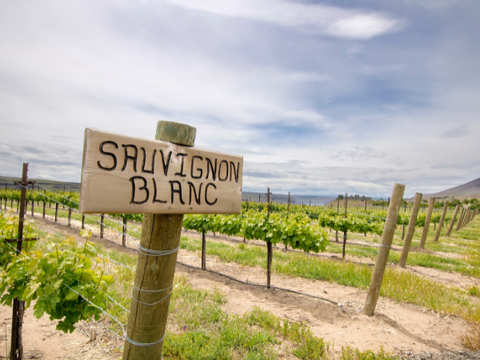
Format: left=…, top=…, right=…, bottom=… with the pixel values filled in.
left=441, top=125, right=469, bottom=138
left=326, top=13, right=402, bottom=39
left=165, top=0, right=403, bottom=39
left=0, top=1, right=479, bottom=198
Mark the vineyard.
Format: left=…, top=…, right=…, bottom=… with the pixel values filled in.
left=1, top=185, right=480, bottom=359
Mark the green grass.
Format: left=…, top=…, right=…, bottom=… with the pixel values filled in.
left=179, top=232, right=480, bottom=324
left=324, top=217, right=480, bottom=279
left=23, top=201, right=480, bottom=280
left=5, top=209, right=456, bottom=359
left=26, top=204, right=143, bottom=239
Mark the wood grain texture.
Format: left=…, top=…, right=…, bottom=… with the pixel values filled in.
left=363, top=183, right=405, bottom=316
left=433, top=201, right=449, bottom=242
left=419, top=197, right=435, bottom=249
left=155, top=120, right=196, bottom=146
left=446, top=205, right=460, bottom=236
left=123, top=121, right=196, bottom=360
left=122, top=214, right=184, bottom=359
left=80, top=128, right=243, bottom=214
left=399, top=192, right=422, bottom=268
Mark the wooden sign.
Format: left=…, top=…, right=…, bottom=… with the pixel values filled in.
left=79, top=128, right=243, bottom=214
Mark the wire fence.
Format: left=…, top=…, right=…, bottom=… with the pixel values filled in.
left=2, top=201, right=349, bottom=350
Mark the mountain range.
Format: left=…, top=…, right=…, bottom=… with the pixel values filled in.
left=420, top=177, right=480, bottom=200
left=1, top=176, right=479, bottom=203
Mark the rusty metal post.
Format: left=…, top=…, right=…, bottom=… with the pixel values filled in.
left=122, top=218, right=127, bottom=247
left=100, top=214, right=104, bottom=238
left=266, top=187, right=273, bottom=289
left=201, top=229, right=206, bottom=270
left=287, top=191, right=290, bottom=213
left=342, top=193, right=348, bottom=258
left=10, top=163, right=28, bottom=360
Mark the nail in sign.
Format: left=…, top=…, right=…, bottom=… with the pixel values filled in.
left=79, top=128, right=243, bottom=214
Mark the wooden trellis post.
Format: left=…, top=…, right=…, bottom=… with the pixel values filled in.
left=419, top=197, right=435, bottom=249
left=399, top=193, right=422, bottom=268
left=363, top=183, right=405, bottom=316
left=446, top=205, right=460, bottom=237
left=456, top=208, right=466, bottom=231
left=433, top=201, right=449, bottom=242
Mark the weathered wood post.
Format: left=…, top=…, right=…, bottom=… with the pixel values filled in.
left=419, top=197, right=435, bottom=249
left=433, top=201, right=449, bottom=242
left=456, top=208, right=466, bottom=231
left=446, top=205, right=460, bottom=237
left=399, top=193, right=422, bottom=268
left=122, top=122, right=196, bottom=359
left=463, top=210, right=472, bottom=227
left=461, top=208, right=468, bottom=226
left=55, top=202, right=59, bottom=222
left=363, top=183, right=405, bottom=316
left=79, top=122, right=243, bottom=360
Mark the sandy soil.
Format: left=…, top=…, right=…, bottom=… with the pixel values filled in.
left=1, top=210, right=477, bottom=359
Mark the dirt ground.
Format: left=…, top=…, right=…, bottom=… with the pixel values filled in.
left=0, top=211, right=478, bottom=359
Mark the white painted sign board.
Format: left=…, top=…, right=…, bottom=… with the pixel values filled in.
left=79, top=128, right=243, bottom=214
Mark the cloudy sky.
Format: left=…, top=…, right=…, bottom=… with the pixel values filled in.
left=0, top=0, right=479, bottom=198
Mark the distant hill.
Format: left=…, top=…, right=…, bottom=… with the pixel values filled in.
left=421, top=177, right=480, bottom=200
left=0, top=176, right=81, bottom=192
left=0, top=176, right=336, bottom=205
left=242, top=191, right=336, bottom=206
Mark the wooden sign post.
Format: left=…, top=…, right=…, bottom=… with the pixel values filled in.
left=80, top=121, right=243, bottom=360
left=80, top=127, right=243, bottom=215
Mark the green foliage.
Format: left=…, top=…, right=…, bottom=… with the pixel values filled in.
left=340, top=346, right=398, bottom=360
left=469, top=286, right=480, bottom=297
left=164, top=275, right=329, bottom=359
left=317, top=213, right=383, bottom=235
left=184, top=211, right=328, bottom=253
left=0, top=212, right=112, bottom=333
